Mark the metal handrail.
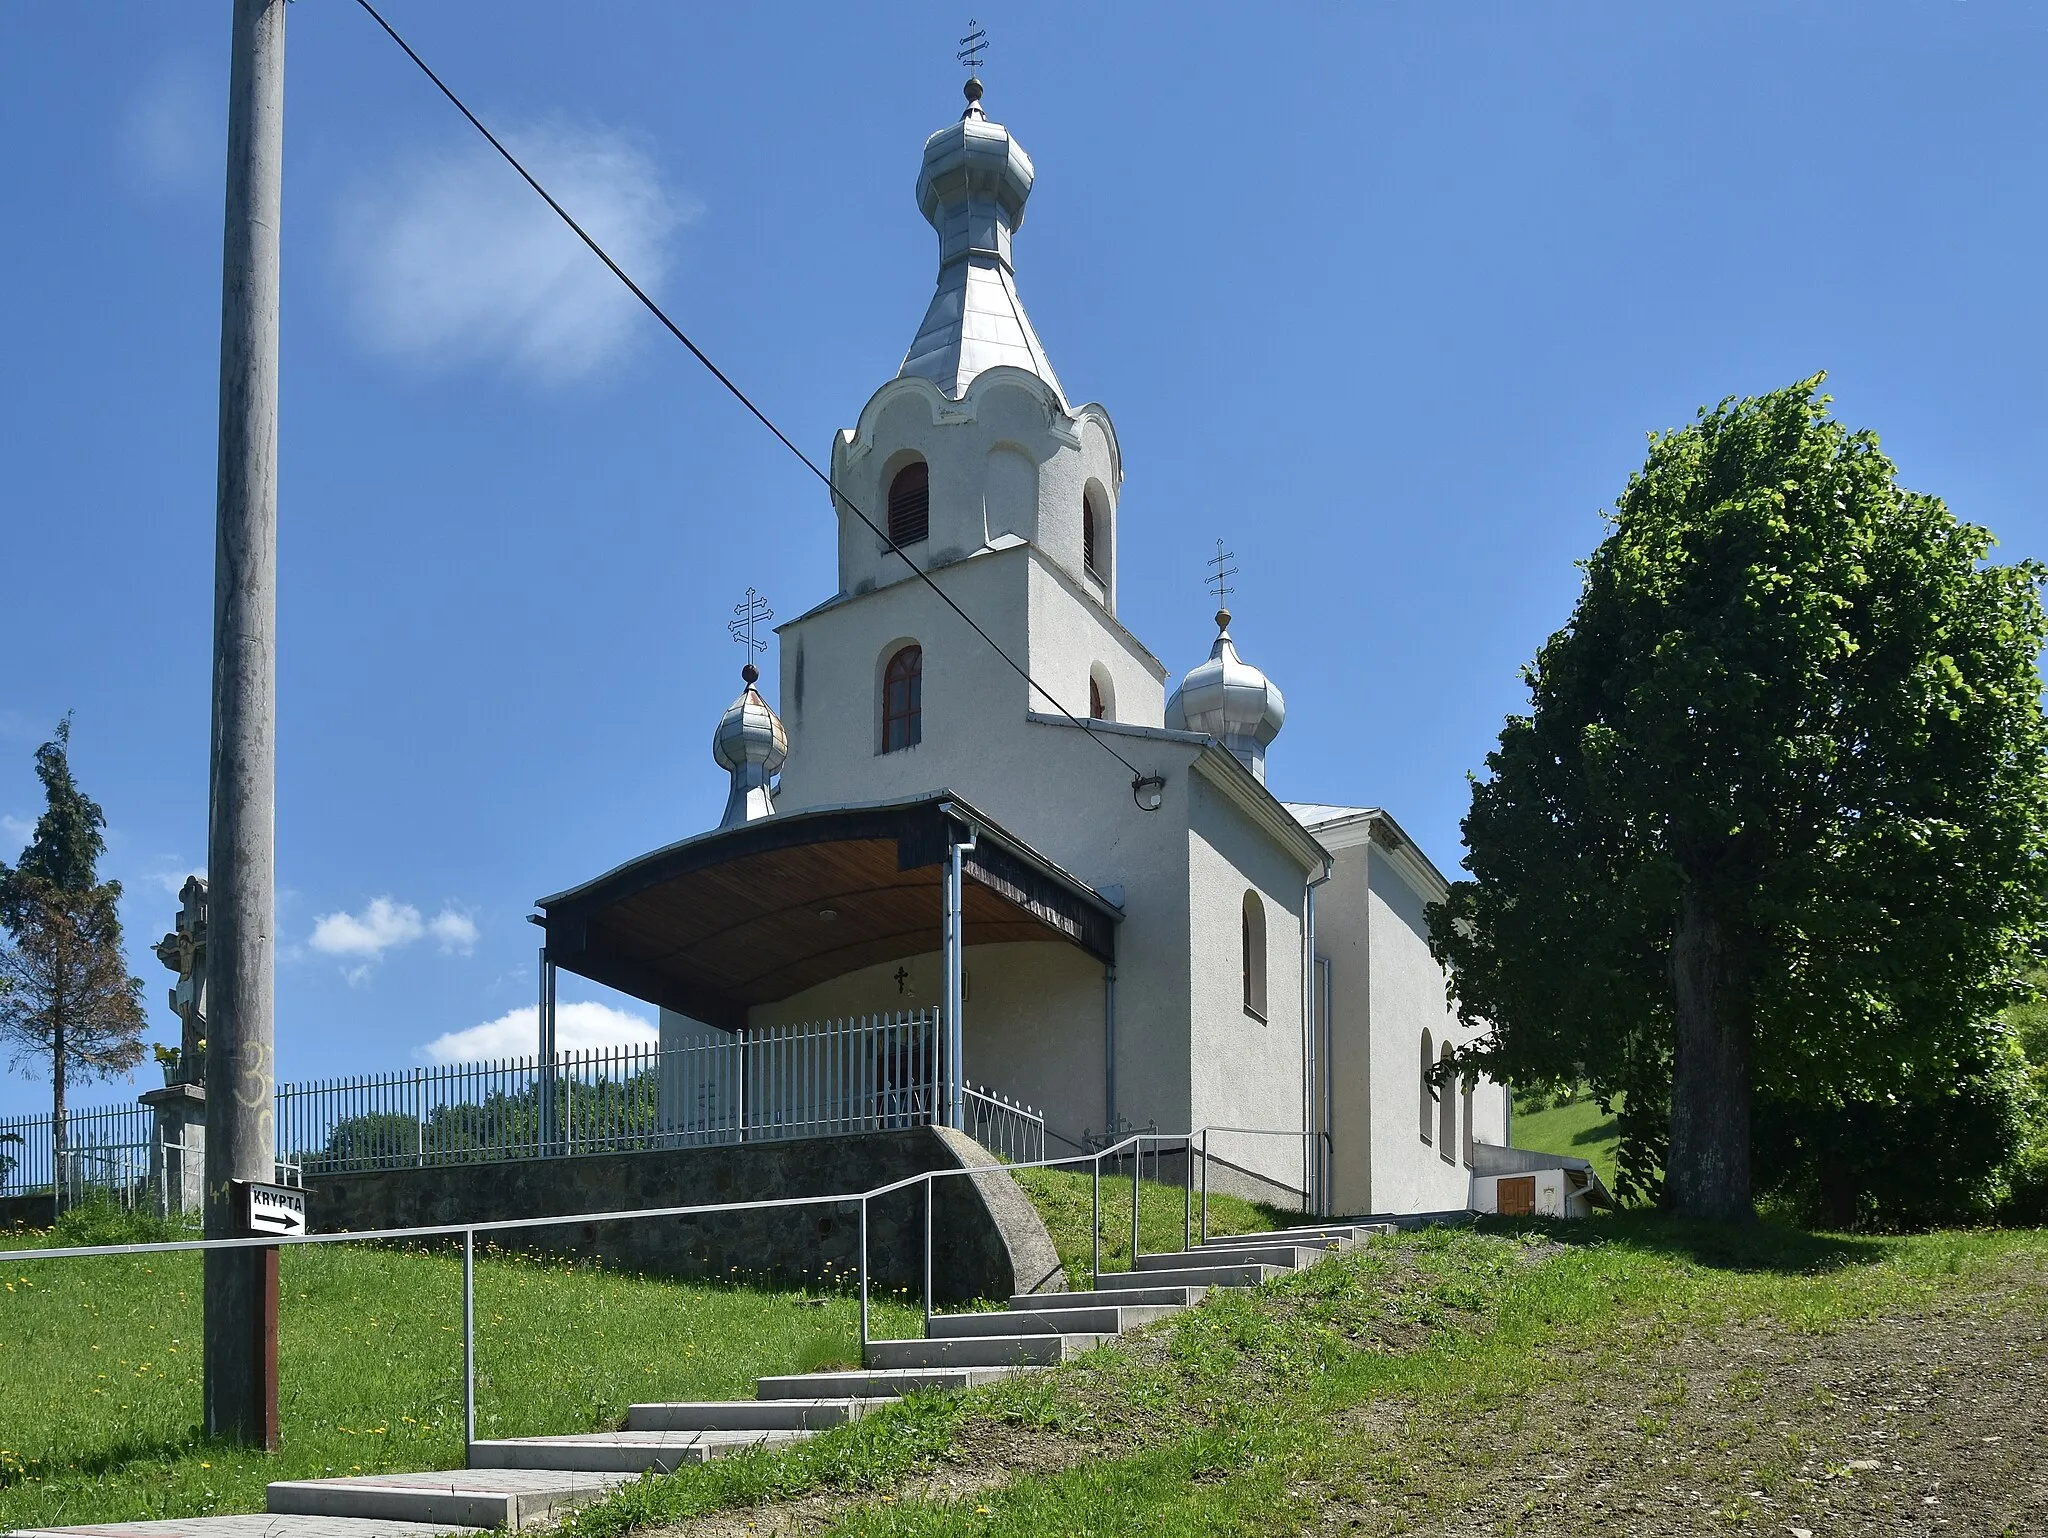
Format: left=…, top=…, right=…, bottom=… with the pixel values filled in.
left=0, top=1121, right=1324, bottom=1453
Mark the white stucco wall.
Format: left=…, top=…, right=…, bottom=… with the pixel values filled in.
left=1186, top=767, right=1314, bottom=1199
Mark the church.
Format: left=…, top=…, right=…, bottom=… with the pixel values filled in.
left=534, top=78, right=1513, bottom=1216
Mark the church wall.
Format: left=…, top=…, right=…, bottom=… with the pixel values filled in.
left=1314, top=840, right=1376, bottom=1216
left=1365, top=847, right=1510, bottom=1214
left=1186, top=771, right=1313, bottom=1200
left=742, top=941, right=1107, bottom=1154
left=776, top=544, right=1033, bottom=813
left=830, top=373, right=1119, bottom=604
left=1024, top=557, right=1166, bottom=731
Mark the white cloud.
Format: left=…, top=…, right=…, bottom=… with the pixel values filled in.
left=120, top=58, right=215, bottom=194
left=310, top=896, right=424, bottom=959
left=333, top=117, right=694, bottom=382
left=428, top=909, right=479, bottom=954
left=1, top=814, right=33, bottom=846
left=151, top=866, right=208, bottom=898
left=419, top=1001, right=657, bottom=1065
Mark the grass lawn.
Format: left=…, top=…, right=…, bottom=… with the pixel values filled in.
left=1511, top=1093, right=1622, bottom=1191
left=0, top=1211, right=921, bottom=1533
left=1006, top=1166, right=1289, bottom=1289
left=556, top=1217, right=2048, bottom=1538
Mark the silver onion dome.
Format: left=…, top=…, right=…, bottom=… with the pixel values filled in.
left=1164, top=609, right=1286, bottom=784
left=713, top=664, right=787, bottom=830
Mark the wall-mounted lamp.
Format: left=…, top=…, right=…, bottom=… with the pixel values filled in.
left=1131, top=772, right=1167, bottom=812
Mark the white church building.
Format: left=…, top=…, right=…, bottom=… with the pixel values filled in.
left=535, top=79, right=1511, bottom=1215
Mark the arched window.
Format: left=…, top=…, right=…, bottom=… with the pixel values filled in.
left=887, top=462, right=930, bottom=547
left=1419, top=1030, right=1435, bottom=1144
left=1090, top=677, right=1106, bottom=720
left=1082, top=491, right=1100, bottom=576
left=882, top=645, right=922, bottom=752
left=1461, top=1075, right=1476, bottom=1167
left=1439, top=1041, right=1458, bottom=1163
left=1241, top=891, right=1267, bottom=1020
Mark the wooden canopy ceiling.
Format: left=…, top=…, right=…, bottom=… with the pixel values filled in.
left=535, top=795, right=1119, bottom=1030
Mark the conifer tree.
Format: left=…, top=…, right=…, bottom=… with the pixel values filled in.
left=0, top=718, right=147, bottom=1178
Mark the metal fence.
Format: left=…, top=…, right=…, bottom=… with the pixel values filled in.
left=1, top=1104, right=155, bottom=1205
left=3, top=1011, right=1048, bottom=1202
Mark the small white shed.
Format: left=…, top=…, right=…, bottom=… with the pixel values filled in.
left=1470, top=1144, right=1612, bottom=1220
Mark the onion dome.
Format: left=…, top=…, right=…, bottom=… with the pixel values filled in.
left=898, top=78, right=1065, bottom=403
left=1164, top=609, right=1287, bottom=784
left=712, top=663, right=787, bottom=830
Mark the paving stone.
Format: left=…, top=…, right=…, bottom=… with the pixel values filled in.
left=12, top=1518, right=481, bottom=1538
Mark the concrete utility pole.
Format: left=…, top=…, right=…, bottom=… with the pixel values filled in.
left=203, top=0, right=285, bottom=1448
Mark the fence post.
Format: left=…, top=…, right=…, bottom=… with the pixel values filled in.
left=1091, top=1150, right=1101, bottom=1288
left=857, top=1196, right=870, bottom=1357
left=1183, top=1134, right=1193, bottom=1253
left=1200, top=1128, right=1210, bottom=1245
left=1131, top=1135, right=1142, bottom=1264
left=923, top=1174, right=934, bottom=1337
left=414, top=1067, right=425, bottom=1168
left=462, top=1227, right=476, bottom=1455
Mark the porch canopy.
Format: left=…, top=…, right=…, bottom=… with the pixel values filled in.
left=534, top=792, right=1120, bottom=1030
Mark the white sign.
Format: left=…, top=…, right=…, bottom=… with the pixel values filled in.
left=241, top=1181, right=307, bottom=1237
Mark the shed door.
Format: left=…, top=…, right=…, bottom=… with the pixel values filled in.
left=1497, top=1175, right=1536, bottom=1217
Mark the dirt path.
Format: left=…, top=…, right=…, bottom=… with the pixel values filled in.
left=1322, top=1253, right=2048, bottom=1536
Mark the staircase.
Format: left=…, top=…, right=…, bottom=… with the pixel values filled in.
left=20, top=1224, right=1388, bottom=1537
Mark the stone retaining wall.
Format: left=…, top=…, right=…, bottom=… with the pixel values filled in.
left=306, top=1125, right=1064, bottom=1304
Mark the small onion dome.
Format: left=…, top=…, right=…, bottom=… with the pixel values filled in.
left=713, top=663, right=787, bottom=830
left=1164, top=609, right=1287, bottom=784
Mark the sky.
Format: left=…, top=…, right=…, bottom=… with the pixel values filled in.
left=3, top=2, right=2046, bottom=1117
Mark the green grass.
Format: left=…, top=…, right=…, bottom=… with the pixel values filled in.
left=1007, top=1166, right=1290, bottom=1289
left=0, top=1206, right=921, bottom=1532
left=557, top=1216, right=2048, bottom=1538
left=1512, top=1094, right=1621, bottom=1191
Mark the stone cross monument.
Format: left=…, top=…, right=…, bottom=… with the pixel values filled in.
left=142, top=875, right=210, bottom=1216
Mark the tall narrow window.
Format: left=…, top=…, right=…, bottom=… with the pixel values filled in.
left=1241, top=891, right=1267, bottom=1020
left=1082, top=492, right=1100, bottom=576
left=1419, top=1030, right=1435, bottom=1143
left=1461, top=1076, right=1476, bottom=1167
left=1439, top=1042, right=1458, bottom=1162
left=882, top=645, right=923, bottom=752
left=1090, top=676, right=1106, bottom=720
left=888, top=462, right=930, bottom=546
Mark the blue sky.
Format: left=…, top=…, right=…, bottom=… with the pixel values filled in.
left=3, top=3, right=2046, bottom=1116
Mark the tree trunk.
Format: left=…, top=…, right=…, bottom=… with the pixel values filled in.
left=1667, top=888, right=1754, bottom=1222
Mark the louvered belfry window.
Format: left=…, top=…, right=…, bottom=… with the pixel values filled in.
left=888, top=462, right=930, bottom=546
left=1082, top=493, right=1099, bottom=575
left=883, top=645, right=923, bottom=752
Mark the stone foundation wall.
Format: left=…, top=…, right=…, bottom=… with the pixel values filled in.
left=306, top=1125, right=1064, bottom=1304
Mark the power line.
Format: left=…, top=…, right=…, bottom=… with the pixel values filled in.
left=350, top=0, right=1149, bottom=786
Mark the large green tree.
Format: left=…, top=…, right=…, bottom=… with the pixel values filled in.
left=1429, top=378, right=2048, bottom=1220
left=0, top=719, right=147, bottom=1169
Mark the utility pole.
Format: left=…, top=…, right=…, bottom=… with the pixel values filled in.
left=203, top=0, right=285, bottom=1448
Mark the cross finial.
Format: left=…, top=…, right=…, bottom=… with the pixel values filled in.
left=728, top=586, right=773, bottom=685
left=957, top=20, right=988, bottom=75
left=1206, top=540, right=1238, bottom=630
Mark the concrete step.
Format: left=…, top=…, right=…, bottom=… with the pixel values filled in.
left=754, top=1364, right=1038, bottom=1399
left=628, top=1396, right=892, bottom=1431
left=864, top=1333, right=1111, bottom=1369
left=468, top=1429, right=807, bottom=1473
left=267, top=1467, right=631, bottom=1531
left=927, top=1303, right=1182, bottom=1338
left=1090, top=1261, right=1283, bottom=1290
left=1201, top=1224, right=1387, bottom=1247
left=1009, top=1285, right=1209, bottom=1310
left=12, top=1518, right=483, bottom=1538
left=1135, top=1244, right=1327, bottom=1272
